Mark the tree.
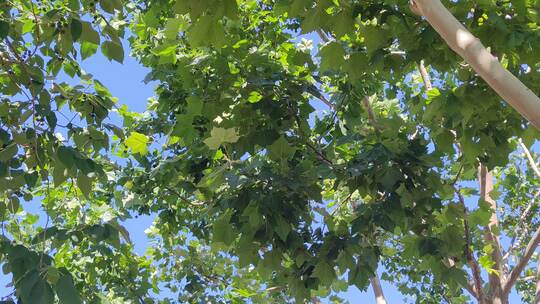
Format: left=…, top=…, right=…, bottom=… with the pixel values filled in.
left=0, top=0, right=539, bottom=303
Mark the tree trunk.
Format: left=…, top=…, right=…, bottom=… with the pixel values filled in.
left=479, top=165, right=508, bottom=304
left=410, top=0, right=540, bottom=130
left=370, top=276, right=388, bottom=304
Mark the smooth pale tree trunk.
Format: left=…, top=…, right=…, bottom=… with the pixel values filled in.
left=410, top=0, right=540, bottom=130
left=370, top=276, right=388, bottom=304
left=479, top=165, right=507, bottom=304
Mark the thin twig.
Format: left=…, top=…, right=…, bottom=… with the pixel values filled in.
left=316, top=29, right=330, bottom=43
left=503, top=189, right=540, bottom=262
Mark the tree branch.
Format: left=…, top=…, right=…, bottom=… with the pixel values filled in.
left=316, top=29, right=331, bottom=43
left=418, top=60, right=433, bottom=90
left=370, top=276, right=388, bottom=304
left=519, top=138, right=540, bottom=179
left=410, top=0, right=540, bottom=130
left=455, top=186, right=485, bottom=303
left=503, top=226, right=540, bottom=295
left=503, top=189, right=540, bottom=262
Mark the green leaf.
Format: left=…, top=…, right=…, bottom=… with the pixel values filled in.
left=125, top=132, right=149, bottom=155
left=57, top=146, right=76, bottom=169
left=216, top=0, right=238, bottom=19
left=0, top=21, right=9, bottom=39
left=56, top=274, right=82, bottom=304
left=20, top=271, right=54, bottom=304
left=274, top=216, right=290, bottom=241
left=100, top=0, right=115, bottom=13
left=268, top=136, right=296, bottom=162
left=164, top=17, right=188, bottom=40
left=197, top=165, right=226, bottom=191
left=479, top=254, right=496, bottom=272
left=247, top=91, right=263, bottom=103
left=469, top=200, right=492, bottom=227
left=80, top=22, right=100, bottom=45
left=362, top=25, right=390, bottom=55
left=204, top=127, right=239, bottom=149
left=213, top=211, right=235, bottom=245
left=426, top=88, right=441, bottom=104
left=186, top=96, right=203, bottom=116
left=29, top=281, right=54, bottom=304
left=319, top=42, right=345, bottom=72
left=301, top=7, right=326, bottom=33
left=0, top=144, right=17, bottom=162
left=46, top=267, right=60, bottom=284
left=445, top=267, right=468, bottom=288
left=70, top=19, right=83, bottom=41
left=76, top=173, right=92, bottom=198
left=313, top=261, right=336, bottom=286
left=68, top=0, right=80, bottom=10
left=187, top=15, right=226, bottom=47
left=101, top=41, right=124, bottom=63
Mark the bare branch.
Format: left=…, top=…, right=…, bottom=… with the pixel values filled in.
left=465, top=280, right=479, bottom=299
left=503, top=189, right=540, bottom=262
left=519, top=275, right=536, bottom=282
left=315, top=29, right=331, bottom=43
left=519, top=138, right=540, bottom=179
left=455, top=186, right=485, bottom=303
left=503, top=226, right=540, bottom=295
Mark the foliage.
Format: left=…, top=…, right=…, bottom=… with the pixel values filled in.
left=0, top=0, right=539, bottom=303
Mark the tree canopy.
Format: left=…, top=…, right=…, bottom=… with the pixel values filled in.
left=0, top=0, right=540, bottom=303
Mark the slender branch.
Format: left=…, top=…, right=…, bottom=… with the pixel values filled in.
left=455, top=186, right=485, bottom=303
left=465, top=279, right=479, bottom=299
left=370, top=276, right=388, bottom=304
left=165, top=187, right=205, bottom=206
left=316, top=29, right=330, bottom=43
left=306, top=85, right=335, bottom=110
left=503, top=226, right=540, bottom=295
left=315, top=94, right=334, bottom=110
left=519, top=275, right=536, bottom=282
left=265, top=286, right=284, bottom=293
left=519, top=138, right=540, bottom=179
left=503, top=189, right=540, bottom=262
left=410, top=0, right=540, bottom=129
